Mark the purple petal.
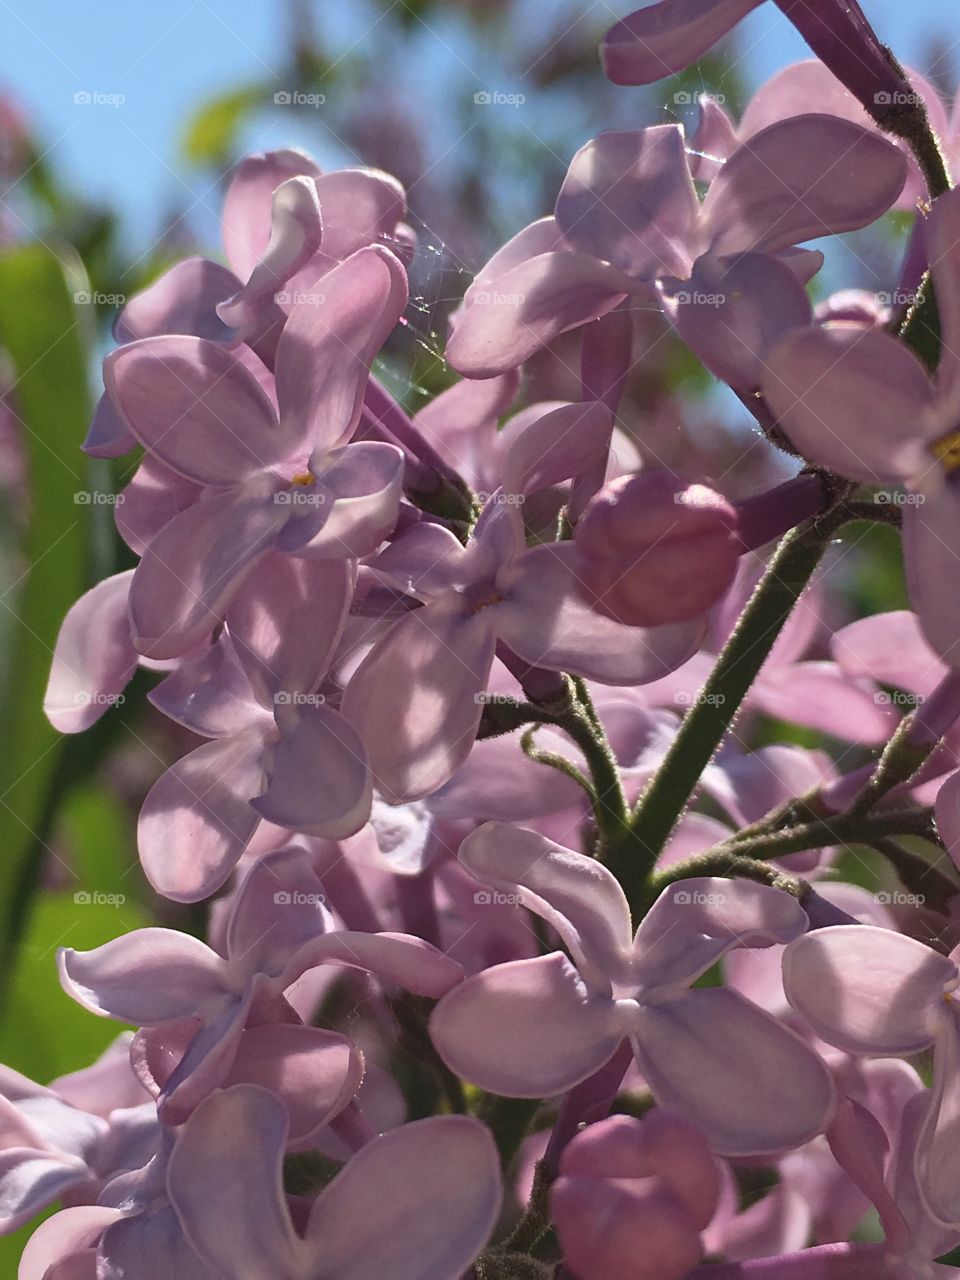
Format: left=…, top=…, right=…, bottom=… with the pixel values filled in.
left=115, top=257, right=238, bottom=344
left=308, top=168, right=406, bottom=264
left=99, top=1204, right=223, bottom=1280
left=138, top=730, right=265, bottom=902
left=458, top=822, right=633, bottom=984
left=226, top=553, right=353, bottom=703
left=661, top=251, right=812, bottom=390
left=917, top=1005, right=960, bottom=1228
left=221, top=149, right=321, bottom=280
left=341, top=600, right=495, bottom=802
left=752, top=661, right=897, bottom=745
left=703, top=116, right=907, bottom=257
left=601, top=0, right=763, bottom=86
left=305, top=1115, right=501, bottom=1280
left=103, top=336, right=287, bottom=485
left=633, top=987, right=835, bottom=1155
left=782, top=925, right=955, bottom=1054
left=225, top=846, right=332, bottom=977
left=494, top=542, right=704, bottom=684
left=428, top=727, right=584, bottom=820
left=0, top=1150, right=91, bottom=1232
left=253, top=704, right=372, bottom=839
left=19, top=1206, right=123, bottom=1280
left=167, top=1085, right=301, bottom=1278
left=82, top=392, right=135, bottom=458
left=148, top=635, right=262, bottom=738
left=763, top=325, right=933, bottom=483
left=430, top=953, right=624, bottom=1096
left=225, top=1024, right=363, bottom=1144
left=114, top=455, right=202, bottom=556
left=501, top=400, right=613, bottom=498
left=832, top=610, right=946, bottom=699
left=274, top=245, right=408, bottom=454
left=634, top=877, right=809, bottom=991
left=903, top=493, right=960, bottom=665
left=128, top=488, right=288, bottom=659
left=283, top=930, right=463, bottom=997
left=445, top=251, right=634, bottom=378
left=217, top=177, right=323, bottom=335
left=44, top=571, right=137, bottom=733
left=554, top=126, right=698, bottom=277
left=277, top=441, right=405, bottom=559
left=58, top=929, right=227, bottom=1024
left=936, top=771, right=960, bottom=866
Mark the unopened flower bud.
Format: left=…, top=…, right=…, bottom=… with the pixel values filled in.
left=575, top=471, right=741, bottom=627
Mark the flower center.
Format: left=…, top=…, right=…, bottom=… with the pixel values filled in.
left=290, top=471, right=315, bottom=486
left=930, top=428, right=960, bottom=474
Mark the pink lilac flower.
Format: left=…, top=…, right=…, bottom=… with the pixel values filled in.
left=430, top=823, right=834, bottom=1154
left=103, top=244, right=407, bottom=659
left=343, top=402, right=704, bottom=801
left=446, top=118, right=904, bottom=391
left=164, top=1085, right=502, bottom=1280
left=58, top=847, right=461, bottom=1125
left=764, top=187, right=960, bottom=665
left=551, top=1110, right=720, bottom=1280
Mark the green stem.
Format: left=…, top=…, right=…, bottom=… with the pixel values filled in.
left=651, top=807, right=936, bottom=888
left=622, top=504, right=850, bottom=902
left=848, top=712, right=933, bottom=815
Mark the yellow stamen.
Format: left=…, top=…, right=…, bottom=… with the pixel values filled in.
left=931, top=429, right=960, bottom=474
left=290, top=471, right=315, bottom=486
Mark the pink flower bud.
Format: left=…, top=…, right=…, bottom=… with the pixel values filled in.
left=575, top=471, right=741, bottom=627
left=551, top=1113, right=721, bottom=1280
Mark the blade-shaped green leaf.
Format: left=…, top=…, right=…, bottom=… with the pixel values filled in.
left=0, top=243, right=90, bottom=982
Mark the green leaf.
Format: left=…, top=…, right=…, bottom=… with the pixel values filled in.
left=182, top=85, right=266, bottom=166
left=0, top=244, right=91, bottom=982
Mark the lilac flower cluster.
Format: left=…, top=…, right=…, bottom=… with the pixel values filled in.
left=12, top=2, right=960, bottom=1277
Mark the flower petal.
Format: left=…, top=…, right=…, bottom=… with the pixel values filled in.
left=277, top=441, right=404, bottom=559
left=305, top=1115, right=501, bottom=1280
left=44, top=571, right=137, bottom=733
left=253, top=704, right=372, bottom=839
left=600, top=0, right=763, bottom=85
left=341, top=599, right=495, bottom=803
left=633, top=987, right=835, bottom=1155
left=782, top=925, right=955, bottom=1055
left=445, top=251, right=633, bottom=378
left=19, top=1206, right=123, bottom=1280
left=103, top=336, right=286, bottom=485
left=634, top=877, right=809, bottom=991
left=495, top=542, right=704, bottom=685
left=763, top=325, right=933, bottom=484
left=226, top=553, right=353, bottom=703
left=138, top=730, right=265, bottom=902
left=283, top=930, right=463, bottom=997
left=902, top=493, right=960, bottom=666
left=703, top=116, right=907, bottom=257
left=554, top=126, right=698, bottom=277
left=274, top=245, right=408, bottom=454
left=58, top=929, right=226, bottom=1025
left=128, top=488, right=288, bottom=659
left=225, top=1024, right=363, bottom=1145
left=167, top=1085, right=302, bottom=1279
left=115, top=257, right=238, bottom=344
left=458, top=822, right=633, bottom=984
left=430, top=953, right=623, bottom=1097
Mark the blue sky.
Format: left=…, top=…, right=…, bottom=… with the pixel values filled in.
left=1, top=0, right=955, bottom=259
